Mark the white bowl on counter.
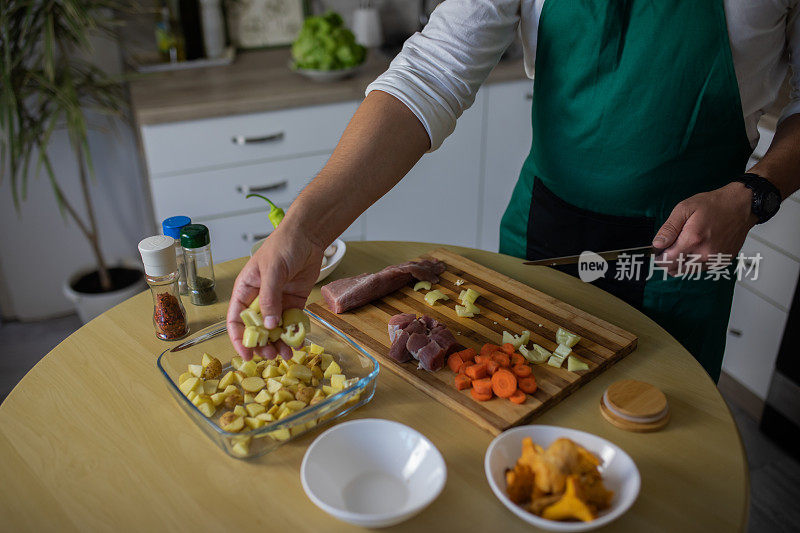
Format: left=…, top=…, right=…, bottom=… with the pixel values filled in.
left=301, top=418, right=447, bottom=528
left=485, top=425, right=640, bottom=532
left=250, top=238, right=346, bottom=284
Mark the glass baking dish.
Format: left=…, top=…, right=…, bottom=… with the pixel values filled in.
left=157, top=309, right=379, bottom=459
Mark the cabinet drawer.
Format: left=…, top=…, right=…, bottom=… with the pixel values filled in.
left=739, top=236, right=800, bottom=310
left=722, top=284, right=789, bottom=399
left=749, top=197, right=800, bottom=260
left=197, top=211, right=366, bottom=264
left=141, top=101, right=357, bottom=177
left=149, top=153, right=330, bottom=222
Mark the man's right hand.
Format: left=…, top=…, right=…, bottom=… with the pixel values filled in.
left=226, top=222, right=325, bottom=361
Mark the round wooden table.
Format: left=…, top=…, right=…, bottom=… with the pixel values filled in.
left=0, top=242, right=748, bottom=531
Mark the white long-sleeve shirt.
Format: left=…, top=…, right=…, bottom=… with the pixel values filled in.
left=366, top=0, right=800, bottom=151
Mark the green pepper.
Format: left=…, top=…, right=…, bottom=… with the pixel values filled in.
left=247, top=194, right=285, bottom=229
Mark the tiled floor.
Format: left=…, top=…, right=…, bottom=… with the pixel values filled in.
left=1, top=316, right=799, bottom=530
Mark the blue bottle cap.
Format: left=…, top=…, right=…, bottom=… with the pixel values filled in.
left=162, top=216, right=192, bottom=239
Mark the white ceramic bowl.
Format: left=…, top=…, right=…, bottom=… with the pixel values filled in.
left=485, top=425, right=640, bottom=532
left=250, top=238, right=346, bottom=284
left=301, top=419, right=447, bottom=528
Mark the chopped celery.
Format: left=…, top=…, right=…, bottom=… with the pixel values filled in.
left=567, top=355, right=589, bottom=372
left=455, top=305, right=474, bottom=318
left=256, top=327, right=270, bottom=347
left=282, top=308, right=310, bottom=331
left=464, top=301, right=481, bottom=315
left=460, top=288, right=480, bottom=305
left=556, top=327, right=581, bottom=348
left=413, top=281, right=432, bottom=292
left=267, top=327, right=283, bottom=342
left=554, top=344, right=572, bottom=358
left=248, top=296, right=261, bottom=313
left=512, top=330, right=531, bottom=349
left=424, top=290, right=449, bottom=306
left=547, top=355, right=565, bottom=368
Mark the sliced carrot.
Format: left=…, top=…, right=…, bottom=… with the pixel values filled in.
left=454, top=374, right=472, bottom=391
left=474, top=354, right=490, bottom=365
left=511, top=353, right=526, bottom=367
left=512, top=364, right=532, bottom=378
left=509, top=389, right=527, bottom=404
left=465, top=363, right=488, bottom=381
left=458, top=361, right=473, bottom=375
left=518, top=376, right=538, bottom=394
left=491, top=369, right=518, bottom=398
left=492, top=352, right=511, bottom=367
left=486, top=360, right=500, bottom=375
left=454, top=348, right=476, bottom=363
left=447, top=354, right=464, bottom=373
left=471, top=388, right=493, bottom=402
left=472, top=377, right=493, bottom=396
left=481, top=344, right=502, bottom=357
left=501, top=343, right=516, bottom=355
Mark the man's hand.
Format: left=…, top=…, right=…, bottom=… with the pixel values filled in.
left=652, top=182, right=758, bottom=275
left=226, top=222, right=325, bottom=361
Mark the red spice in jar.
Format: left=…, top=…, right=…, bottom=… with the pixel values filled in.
left=154, top=292, right=188, bottom=340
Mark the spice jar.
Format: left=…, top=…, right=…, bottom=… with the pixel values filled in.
left=138, top=235, right=190, bottom=340
left=161, top=215, right=192, bottom=295
left=181, top=224, right=217, bottom=306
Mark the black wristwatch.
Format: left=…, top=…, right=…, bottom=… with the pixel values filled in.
left=733, top=173, right=782, bottom=224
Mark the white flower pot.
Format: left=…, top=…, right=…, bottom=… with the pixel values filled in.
left=63, top=262, right=147, bottom=324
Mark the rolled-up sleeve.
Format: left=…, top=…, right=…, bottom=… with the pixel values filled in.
left=779, top=1, right=800, bottom=123
left=366, top=0, right=521, bottom=151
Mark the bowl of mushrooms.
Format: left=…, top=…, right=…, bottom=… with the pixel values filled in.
left=251, top=238, right=346, bottom=284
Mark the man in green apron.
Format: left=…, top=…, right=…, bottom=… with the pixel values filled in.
left=228, top=1, right=800, bottom=380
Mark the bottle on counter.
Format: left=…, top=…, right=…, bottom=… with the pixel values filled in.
left=199, top=0, right=225, bottom=59
left=178, top=0, right=205, bottom=60
left=138, top=235, right=190, bottom=341
left=155, top=0, right=186, bottom=63
left=181, top=224, right=217, bottom=306
left=161, top=215, right=192, bottom=295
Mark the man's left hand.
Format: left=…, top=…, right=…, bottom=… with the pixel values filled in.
left=652, top=182, right=758, bottom=275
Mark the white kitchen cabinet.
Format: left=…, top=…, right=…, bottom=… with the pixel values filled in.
left=141, top=101, right=358, bottom=177
left=149, top=153, right=330, bottom=222
left=722, top=283, right=789, bottom=399
left=750, top=197, right=800, bottom=260
left=738, top=236, right=800, bottom=311
left=479, top=79, right=534, bottom=252
left=363, top=91, right=486, bottom=248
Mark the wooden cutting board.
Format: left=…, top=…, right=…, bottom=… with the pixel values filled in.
left=307, top=248, right=638, bottom=435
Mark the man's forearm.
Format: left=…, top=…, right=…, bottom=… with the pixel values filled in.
left=750, top=113, right=800, bottom=200
left=284, top=90, right=430, bottom=247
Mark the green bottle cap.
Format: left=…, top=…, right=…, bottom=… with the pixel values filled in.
left=180, top=224, right=210, bottom=248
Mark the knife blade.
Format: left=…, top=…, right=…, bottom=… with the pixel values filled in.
left=170, top=322, right=227, bottom=352
left=523, top=245, right=663, bottom=266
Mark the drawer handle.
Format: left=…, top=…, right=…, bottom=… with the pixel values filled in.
left=237, top=181, right=288, bottom=195
left=525, top=93, right=533, bottom=100
left=242, top=232, right=272, bottom=243
left=232, top=132, right=285, bottom=145
left=728, top=328, right=743, bottom=337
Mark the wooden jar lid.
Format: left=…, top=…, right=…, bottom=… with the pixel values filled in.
left=600, top=380, right=669, bottom=432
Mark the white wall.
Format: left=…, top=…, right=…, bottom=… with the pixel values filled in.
left=0, top=36, right=153, bottom=321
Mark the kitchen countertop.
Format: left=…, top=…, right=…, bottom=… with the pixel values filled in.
left=128, top=48, right=529, bottom=126
left=0, top=242, right=748, bottom=532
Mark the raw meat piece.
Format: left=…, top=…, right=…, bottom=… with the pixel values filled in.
left=321, top=259, right=446, bottom=313
left=403, top=319, right=427, bottom=336
left=417, top=340, right=446, bottom=372
left=406, top=333, right=430, bottom=359
left=388, top=313, right=416, bottom=342
left=429, top=326, right=458, bottom=355
left=421, top=316, right=439, bottom=330
left=388, top=330, right=412, bottom=362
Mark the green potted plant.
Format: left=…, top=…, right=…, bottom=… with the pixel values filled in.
left=1, top=0, right=146, bottom=322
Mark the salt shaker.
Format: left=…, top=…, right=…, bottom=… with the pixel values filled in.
left=138, top=235, right=189, bottom=341
left=161, top=215, right=191, bottom=295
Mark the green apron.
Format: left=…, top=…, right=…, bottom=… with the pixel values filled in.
left=499, top=0, right=753, bottom=381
